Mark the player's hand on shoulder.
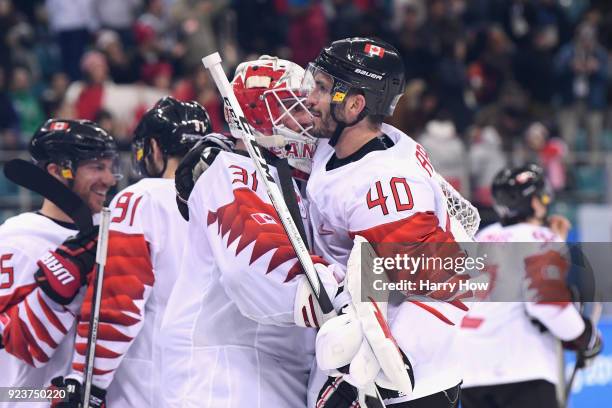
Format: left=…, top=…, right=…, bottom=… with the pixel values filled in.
left=175, top=133, right=236, bottom=220
left=34, top=227, right=99, bottom=305
left=49, top=376, right=106, bottom=408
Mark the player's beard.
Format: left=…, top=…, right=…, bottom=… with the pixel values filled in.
left=311, top=108, right=338, bottom=139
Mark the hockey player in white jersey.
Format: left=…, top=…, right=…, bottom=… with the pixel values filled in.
left=0, top=120, right=119, bottom=407
left=159, top=56, right=339, bottom=408
left=300, top=37, right=469, bottom=407
left=46, top=97, right=214, bottom=407
left=459, top=164, right=602, bottom=408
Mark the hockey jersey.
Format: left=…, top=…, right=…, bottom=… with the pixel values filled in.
left=458, top=222, right=585, bottom=388
left=0, top=213, right=83, bottom=407
left=306, top=124, right=468, bottom=403
left=160, top=152, right=327, bottom=408
left=67, top=178, right=187, bottom=407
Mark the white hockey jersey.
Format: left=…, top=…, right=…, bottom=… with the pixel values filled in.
left=458, top=222, right=585, bottom=388
left=67, top=178, right=188, bottom=407
left=160, top=152, right=325, bottom=408
left=0, top=213, right=83, bottom=408
left=306, top=124, right=468, bottom=403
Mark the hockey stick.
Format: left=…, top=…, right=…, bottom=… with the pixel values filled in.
left=202, top=52, right=385, bottom=408
left=563, top=300, right=602, bottom=407
left=3, top=159, right=94, bottom=233
left=81, top=208, right=111, bottom=407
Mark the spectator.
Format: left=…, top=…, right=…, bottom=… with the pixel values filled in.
left=45, top=0, right=97, bottom=80
left=513, top=24, right=558, bottom=115
left=555, top=22, right=608, bottom=156
left=0, top=66, right=19, bottom=148
left=0, top=0, right=21, bottom=73
left=326, top=0, right=363, bottom=41
left=173, top=65, right=224, bottom=131
left=468, top=125, right=507, bottom=208
left=533, top=0, right=572, bottom=46
left=287, top=0, right=328, bottom=67
left=40, top=71, right=69, bottom=117
left=170, top=0, right=229, bottom=70
left=388, top=79, right=439, bottom=138
left=496, top=0, right=537, bottom=47
left=9, top=65, right=44, bottom=140
left=64, top=50, right=110, bottom=120
left=142, top=61, right=173, bottom=91
left=433, top=37, right=475, bottom=132
left=234, top=0, right=285, bottom=57
left=62, top=50, right=165, bottom=141
left=133, top=21, right=171, bottom=84
left=94, top=0, right=141, bottom=46
left=518, top=121, right=568, bottom=191
left=419, top=118, right=470, bottom=197
left=395, top=1, right=436, bottom=82
left=468, top=25, right=515, bottom=106
left=97, top=29, right=139, bottom=84
left=421, top=0, right=463, bottom=57
left=138, top=0, right=175, bottom=56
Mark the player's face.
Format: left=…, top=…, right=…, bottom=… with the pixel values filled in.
left=73, top=158, right=117, bottom=213
left=278, top=99, right=312, bottom=133
left=305, top=72, right=337, bottom=138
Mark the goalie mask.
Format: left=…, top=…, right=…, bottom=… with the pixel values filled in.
left=231, top=55, right=316, bottom=175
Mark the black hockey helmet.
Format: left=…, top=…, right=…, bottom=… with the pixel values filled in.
left=492, top=164, right=552, bottom=225
left=302, top=37, right=405, bottom=145
left=29, top=119, right=119, bottom=180
left=132, top=96, right=212, bottom=177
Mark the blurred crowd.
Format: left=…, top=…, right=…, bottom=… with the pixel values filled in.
left=1, top=0, right=612, bottom=221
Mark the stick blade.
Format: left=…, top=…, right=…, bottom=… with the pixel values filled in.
left=4, top=159, right=94, bottom=232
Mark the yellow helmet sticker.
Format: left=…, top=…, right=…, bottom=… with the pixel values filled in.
left=136, top=148, right=144, bottom=161
left=332, top=92, right=346, bottom=103
left=61, top=168, right=73, bottom=179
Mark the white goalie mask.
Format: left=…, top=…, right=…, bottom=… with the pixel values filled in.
left=231, top=55, right=317, bottom=176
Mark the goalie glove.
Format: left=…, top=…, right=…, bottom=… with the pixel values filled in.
left=316, top=302, right=415, bottom=394
left=175, top=133, right=236, bottom=220
left=316, top=236, right=415, bottom=395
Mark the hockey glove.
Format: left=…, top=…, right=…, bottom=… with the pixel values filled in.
left=563, top=317, right=603, bottom=365
left=49, top=376, right=106, bottom=408
left=34, top=227, right=98, bottom=305
left=175, top=133, right=236, bottom=221
left=293, top=263, right=344, bottom=328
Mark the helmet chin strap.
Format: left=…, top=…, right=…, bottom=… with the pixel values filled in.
left=328, top=104, right=366, bottom=147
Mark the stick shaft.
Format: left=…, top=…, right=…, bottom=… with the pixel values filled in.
left=82, top=208, right=112, bottom=407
